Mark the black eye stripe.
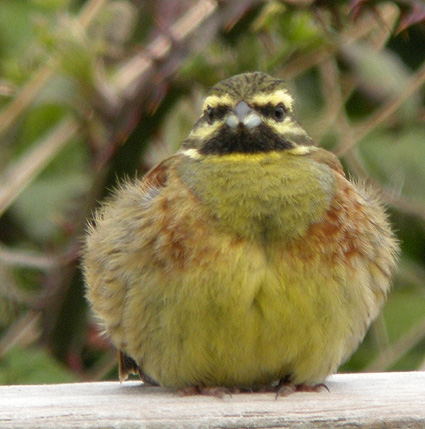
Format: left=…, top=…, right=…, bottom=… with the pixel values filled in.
left=204, top=105, right=230, bottom=124
left=253, top=102, right=287, bottom=118
left=203, top=102, right=287, bottom=125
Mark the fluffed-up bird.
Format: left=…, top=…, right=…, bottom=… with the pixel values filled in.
left=83, top=72, right=399, bottom=395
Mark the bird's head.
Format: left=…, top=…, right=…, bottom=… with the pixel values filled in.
left=182, top=72, right=314, bottom=155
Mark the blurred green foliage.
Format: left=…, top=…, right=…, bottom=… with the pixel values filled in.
left=0, top=345, right=77, bottom=384
left=0, top=0, right=424, bottom=384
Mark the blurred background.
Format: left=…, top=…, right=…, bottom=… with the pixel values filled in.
left=0, top=0, right=424, bottom=385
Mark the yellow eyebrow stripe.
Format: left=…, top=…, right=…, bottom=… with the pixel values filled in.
left=203, top=89, right=294, bottom=113
left=250, top=90, right=294, bottom=111
left=202, top=94, right=234, bottom=110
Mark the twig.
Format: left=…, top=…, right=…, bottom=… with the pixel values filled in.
left=113, top=0, right=217, bottom=95
left=0, top=244, right=68, bottom=269
left=336, top=59, right=425, bottom=156
left=343, top=151, right=425, bottom=222
left=79, top=0, right=107, bottom=28
left=0, top=311, right=41, bottom=357
left=0, top=0, right=107, bottom=141
left=0, top=118, right=80, bottom=216
left=0, top=60, right=57, bottom=140
left=365, top=316, right=425, bottom=372
left=281, top=2, right=399, bottom=79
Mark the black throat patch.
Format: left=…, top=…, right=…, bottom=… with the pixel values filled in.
left=198, top=123, right=294, bottom=155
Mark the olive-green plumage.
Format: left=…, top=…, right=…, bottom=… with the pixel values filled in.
left=83, top=72, right=399, bottom=392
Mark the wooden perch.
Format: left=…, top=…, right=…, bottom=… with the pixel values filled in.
left=1, top=372, right=424, bottom=428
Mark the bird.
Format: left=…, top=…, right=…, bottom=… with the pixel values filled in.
left=83, top=71, right=399, bottom=396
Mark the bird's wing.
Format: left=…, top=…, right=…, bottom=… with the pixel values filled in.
left=85, top=155, right=184, bottom=384
left=138, top=155, right=175, bottom=195
left=309, top=147, right=346, bottom=177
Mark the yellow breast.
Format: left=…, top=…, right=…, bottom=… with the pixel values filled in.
left=178, top=150, right=336, bottom=242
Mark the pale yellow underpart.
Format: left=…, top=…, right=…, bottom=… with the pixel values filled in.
left=250, top=89, right=294, bottom=111
left=128, top=240, right=364, bottom=388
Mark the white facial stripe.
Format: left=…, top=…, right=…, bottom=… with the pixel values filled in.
left=287, top=145, right=314, bottom=155
left=251, top=89, right=294, bottom=111
left=181, top=148, right=203, bottom=159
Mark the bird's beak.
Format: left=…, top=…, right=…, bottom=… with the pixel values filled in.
left=226, top=101, right=261, bottom=130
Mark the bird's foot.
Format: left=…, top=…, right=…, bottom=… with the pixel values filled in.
left=177, top=386, right=236, bottom=398
left=177, top=381, right=328, bottom=398
left=275, top=381, right=329, bottom=398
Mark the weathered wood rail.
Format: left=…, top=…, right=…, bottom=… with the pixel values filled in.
left=1, top=372, right=424, bottom=428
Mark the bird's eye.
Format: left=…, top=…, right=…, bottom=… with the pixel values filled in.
left=274, top=104, right=285, bottom=122
left=206, top=106, right=214, bottom=124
